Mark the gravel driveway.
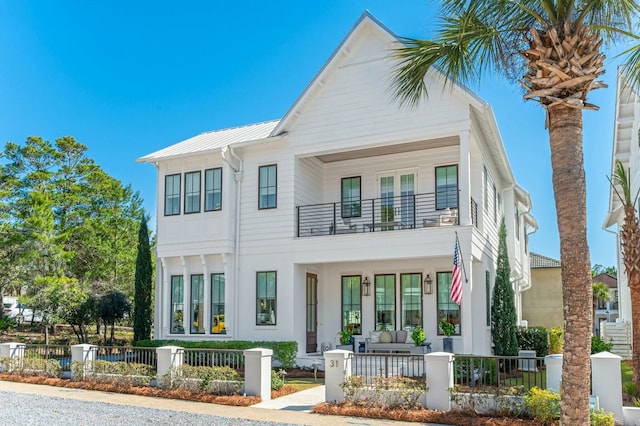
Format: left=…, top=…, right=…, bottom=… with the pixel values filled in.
left=0, top=390, right=297, bottom=426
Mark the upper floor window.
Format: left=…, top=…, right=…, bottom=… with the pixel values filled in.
left=258, top=165, right=277, bottom=209
left=436, top=165, right=458, bottom=210
left=184, top=171, right=201, bottom=214
left=341, top=176, right=361, bottom=218
left=164, top=174, right=181, bottom=216
left=256, top=271, right=277, bottom=325
left=205, top=168, right=222, bottom=211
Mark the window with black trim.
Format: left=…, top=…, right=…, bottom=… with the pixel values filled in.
left=165, top=174, right=181, bottom=216
left=205, top=168, right=222, bottom=211
left=400, top=273, right=422, bottom=330
left=256, top=271, right=276, bottom=325
left=375, top=274, right=396, bottom=330
left=170, top=276, right=184, bottom=334
left=341, top=276, right=361, bottom=335
left=258, top=165, right=277, bottom=209
left=341, top=177, right=361, bottom=218
left=190, top=275, right=205, bottom=334
left=184, top=171, right=201, bottom=214
left=435, top=165, right=458, bottom=210
left=437, top=272, right=461, bottom=335
left=211, top=273, right=225, bottom=334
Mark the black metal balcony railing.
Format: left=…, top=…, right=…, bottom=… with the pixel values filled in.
left=297, top=191, right=460, bottom=237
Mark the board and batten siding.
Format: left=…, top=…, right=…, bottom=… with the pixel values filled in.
left=155, top=155, right=234, bottom=258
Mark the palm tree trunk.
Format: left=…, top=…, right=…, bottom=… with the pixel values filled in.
left=548, top=105, right=592, bottom=425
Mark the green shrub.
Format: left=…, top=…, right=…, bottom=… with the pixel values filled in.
left=271, top=369, right=285, bottom=390
left=523, top=386, right=560, bottom=424
left=160, top=365, right=242, bottom=394
left=516, top=326, right=549, bottom=357
left=549, top=328, right=563, bottom=354
left=590, top=409, right=615, bottom=426
left=1, top=356, right=61, bottom=377
left=135, top=339, right=298, bottom=369
left=0, top=316, right=16, bottom=334
left=591, top=336, right=613, bottom=354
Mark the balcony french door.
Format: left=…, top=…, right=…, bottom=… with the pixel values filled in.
left=378, top=171, right=415, bottom=229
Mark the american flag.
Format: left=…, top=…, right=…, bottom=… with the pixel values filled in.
left=451, top=239, right=462, bottom=305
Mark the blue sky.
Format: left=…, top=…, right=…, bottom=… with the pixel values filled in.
left=0, top=1, right=627, bottom=268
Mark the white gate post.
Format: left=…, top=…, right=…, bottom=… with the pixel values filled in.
left=0, top=342, right=25, bottom=372
left=244, top=348, right=273, bottom=400
left=425, top=352, right=454, bottom=411
left=71, top=344, right=97, bottom=379
left=591, top=351, right=623, bottom=423
left=544, top=354, right=563, bottom=393
left=156, top=345, right=184, bottom=387
left=324, top=349, right=352, bottom=403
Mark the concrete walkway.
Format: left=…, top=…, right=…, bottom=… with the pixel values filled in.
left=252, top=385, right=325, bottom=412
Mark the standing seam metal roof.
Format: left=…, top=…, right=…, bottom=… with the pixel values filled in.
left=137, top=119, right=280, bottom=163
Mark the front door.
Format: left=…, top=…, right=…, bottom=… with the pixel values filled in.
left=306, top=273, right=318, bottom=353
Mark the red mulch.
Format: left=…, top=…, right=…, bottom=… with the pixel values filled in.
left=0, top=371, right=544, bottom=425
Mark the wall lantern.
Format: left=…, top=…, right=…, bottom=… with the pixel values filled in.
left=362, top=276, right=371, bottom=296
left=423, top=274, right=433, bottom=294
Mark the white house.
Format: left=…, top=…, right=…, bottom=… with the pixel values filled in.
left=138, top=12, right=537, bottom=360
left=603, top=68, right=639, bottom=357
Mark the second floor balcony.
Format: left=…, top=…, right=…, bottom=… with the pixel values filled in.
left=296, top=191, right=464, bottom=238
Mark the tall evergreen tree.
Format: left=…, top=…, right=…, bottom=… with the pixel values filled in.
left=133, top=216, right=152, bottom=342
left=491, top=218, right=518, bottom=356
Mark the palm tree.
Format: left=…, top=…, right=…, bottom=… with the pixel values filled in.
left=390, top=2, right=640, bottom=424
left=609, top=160, right=640, bottom=388
left=592, top=281, right=611, bottom=335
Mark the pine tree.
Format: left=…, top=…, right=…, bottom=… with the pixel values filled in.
left=491, top=218, right=518, bottom=356
left=133, top=216, right=152, bottom=342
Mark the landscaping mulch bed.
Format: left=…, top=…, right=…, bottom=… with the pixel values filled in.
left=313, top=402, right=546, bottom=425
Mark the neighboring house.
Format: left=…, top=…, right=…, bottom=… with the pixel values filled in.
left=522, top=253, right=563, bottom=330
left=603, top=68, right=639, bottom=359
left=138, top=12, right=537, bottom=359
left=592, top=273, right=618, bottom=336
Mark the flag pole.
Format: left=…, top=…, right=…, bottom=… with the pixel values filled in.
left=455, top=231, right=468, bottom=283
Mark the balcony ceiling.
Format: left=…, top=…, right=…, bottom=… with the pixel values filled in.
left=315, top=135, right=459, bottom=163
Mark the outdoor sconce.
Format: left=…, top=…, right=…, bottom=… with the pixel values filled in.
left=423, top=274, right=433, bottom=294
left=362, top=276, right=371, bottom=296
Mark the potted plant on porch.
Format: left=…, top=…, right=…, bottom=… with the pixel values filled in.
left=440, top=318, right=455, bottom=353
left=410, top=326, right=429, bottom=354
left=336, top=326, right=354, bottom=351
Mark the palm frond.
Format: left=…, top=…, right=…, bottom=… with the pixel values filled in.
left=576, top=0, right=640, bottom=29
left=609, top=160, right=640, bottom=206
left=619, top=40, right=640, bottom=93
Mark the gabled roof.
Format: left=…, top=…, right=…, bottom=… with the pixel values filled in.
left=137, top=120, right=280, bottom=163
left=530, top=252, right=561, bottom=269
left=592, top=272, right=617, bottom=288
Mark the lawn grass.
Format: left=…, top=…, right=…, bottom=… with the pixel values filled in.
left=284, top=377, right=324, bottom=391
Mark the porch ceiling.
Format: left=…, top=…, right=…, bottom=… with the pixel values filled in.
left=315, top=136, right=459, bottom=163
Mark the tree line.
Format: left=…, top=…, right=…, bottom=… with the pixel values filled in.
left=0, top=136, right=152, bottom=343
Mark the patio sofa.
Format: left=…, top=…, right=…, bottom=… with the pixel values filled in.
left=364, top=330, right=415, bottom=353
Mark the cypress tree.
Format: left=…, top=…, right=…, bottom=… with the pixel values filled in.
left=491, top=217, right=519, bottom=356
left=133, top=216, right=152, bottom=342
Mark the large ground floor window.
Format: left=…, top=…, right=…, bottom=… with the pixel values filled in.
left=211, top=273, right=225, bottom=334
left=256, top=271, right=277, bottom=325
left=341, top=276, right=362, bottom=335
left=171, top=276, right=184, bottom=334
left=437, top=271, right=461, bottom=335
left=191, top=275, right=205, bottom=334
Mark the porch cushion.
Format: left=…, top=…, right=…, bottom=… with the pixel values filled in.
left=379, top=331, right=392, bottom=343
left=396, top=330, right=408, bottom=343
left=405, top=333, right=414, bottom=344
left=369, top=331, right=381, bottom=343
